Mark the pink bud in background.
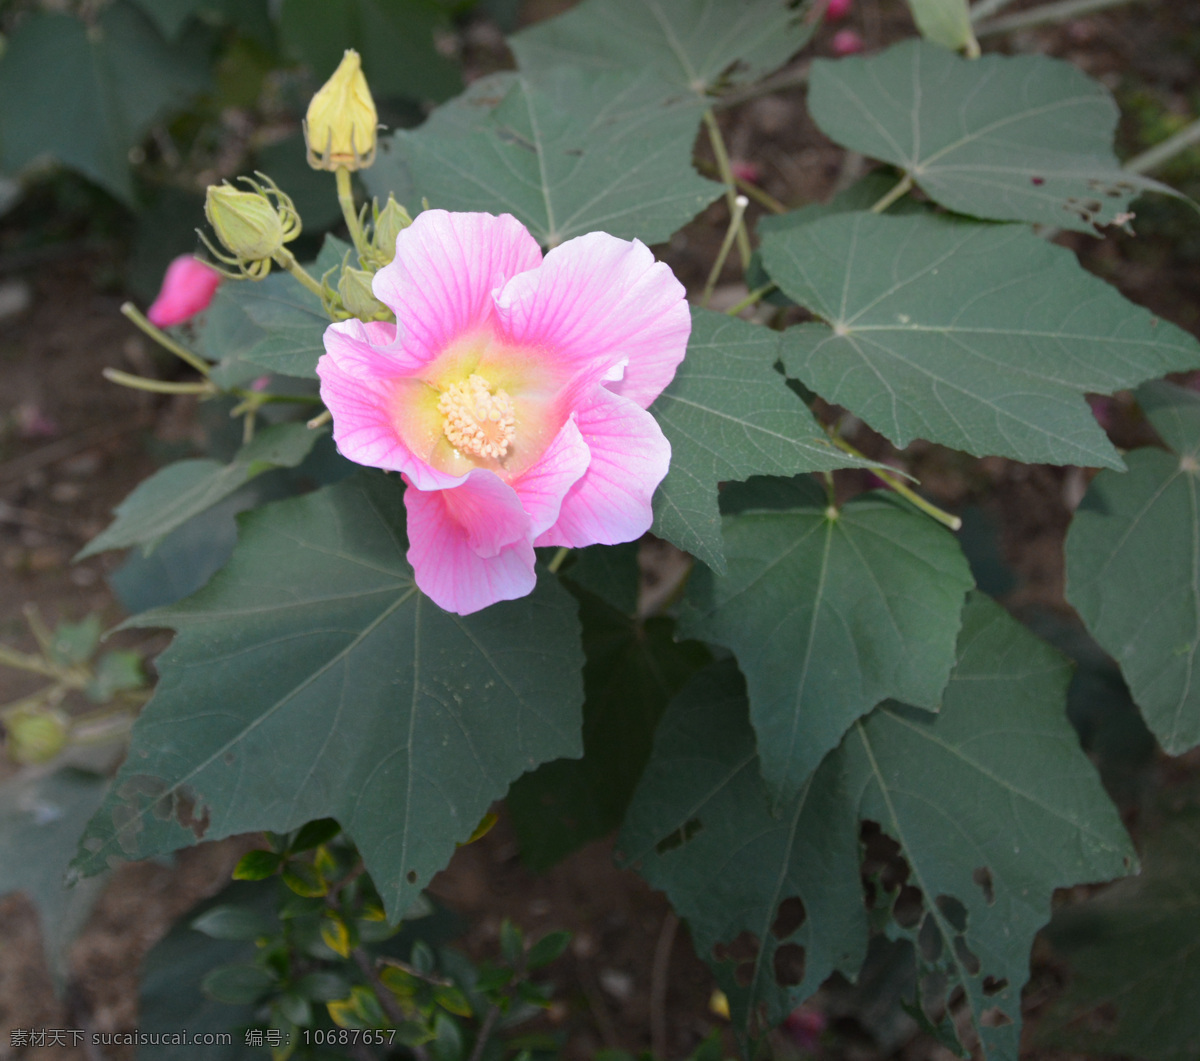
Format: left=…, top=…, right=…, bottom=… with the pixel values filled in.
left=783, top=1005, right=827, bottom=1051
left=731, top=159, right=762, bottom=184
left=831, top=28, right=864, bottom=55
left=825, top=0, right=852, bottom=20
left=146, top=255, right=222, bottom=328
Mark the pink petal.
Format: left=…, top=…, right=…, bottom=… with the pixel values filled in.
left=373, top=211, right=542, bottom=368
left=511, top=417, right=591, bottom=537
left=318, top=319, right=463, bottom=491
left=404, top=471, right=536, bottom=615
left=494, top=232, right=690, bottom=410
left=831, top=28, right=864, bottom=54
left=535, top=387, right=670, bottom=548
left=146, top=255, right=221, bottom=328
left=825, top=0, right=852, bottom=20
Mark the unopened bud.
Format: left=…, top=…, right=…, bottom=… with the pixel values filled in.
left=370, top=194, right=412, bottom=265
left=305, top=49, right=378, bottom=172
left=338, top=266, right=391, bottom=322
left=201, top=174, right=301, bottom=280
left=6, top=708, right=69, bottom=764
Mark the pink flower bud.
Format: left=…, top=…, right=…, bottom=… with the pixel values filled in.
left=731, top=160, right=762, bottom=184
left=146, top=255, right=222, bottom=328
left=831, top=28, right=865, bottom=55
left=825, top=0, right=852, bottom=20
left=783, top=1005, right=827, bottom=1050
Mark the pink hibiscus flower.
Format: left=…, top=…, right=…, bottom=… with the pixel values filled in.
left=316, top=210, right=690, bottom=615
left=146, top=254, right=222, bottom=328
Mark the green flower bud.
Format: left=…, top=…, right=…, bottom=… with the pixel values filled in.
left=6, top=708, right=69, bottom=765
left=370, top=194, right=412, bottom=265
left=305, top=49, right=378, bottom=172
left=338, top=265, right=391, bottom=322
left=200, top=174, right=301, bottom=280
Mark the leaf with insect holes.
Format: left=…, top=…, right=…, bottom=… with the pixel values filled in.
left=649, top=309, right=871, bottom=573
left=807, top=40, right=1179, bottom=232
left=71, top=472, right=584, bottom=921
left=761, top=209, right=1200, bottom=469
left=1066, top=381, right=1200, bottom=755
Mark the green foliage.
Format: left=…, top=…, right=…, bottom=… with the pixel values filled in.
left=650, top=309, right=870, bottom=573
left=1066, top=380, right=1200, bottom=754
left=0, top=2, right=209, bottom=204
left=902, top=0, right=976, bottom=53
left=624, top=594, right=1135, bottom=1056
left=510, top=0, right=816, bottom=102
left=71, top=472, right=585, bottom=919
left=1039, top=802, right=1200, bottom=1060
left=807, top=40, right=1173, bottom=232
left=79, top=422, right=322, bottom=559
left=683, top=491, right=973, bottom=802
left=507, top=590, right=710, bottom=870
left=761, top=209, right=1200, bottom=468
left=369, top=67, right=720, bottom=247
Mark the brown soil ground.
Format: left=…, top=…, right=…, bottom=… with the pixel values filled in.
left=2, top=1, right=1199, bottom=1059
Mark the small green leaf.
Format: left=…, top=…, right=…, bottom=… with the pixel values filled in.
left=289, top=818, right=342, bottom=853
left=50, top=615, right=102, bottom=666
left=807, top=40, right=1175, bottom=231
left=320, top=911, right=355, bottom=958
left=1065, top=381, right=1200, bottom=755
left=526, top=931, right=571, bottom=970
left=433, top=1012, right=464, bottom=1061
left=78, top=422, right=322, bottom=559
left=201, top=963, right=275, bottom=1005
left=85, top=650, right=146, bottom=703
left=499, top=919, right=524, bottom=965
left=903, top=0, right=977, bottom=54
left=762, top=210, right=1200, bottom=468
left=369, top=68, right=719, bottom=248
left=190, top=904, right=274, bottom=941
left=276, top=991, right=313, bottom=1029
left=650, top=308, right=871, bottom=573
left=510, top=0, right=815, bottom=103
left=232, top=849, right=284, bottom=880
left=683, top=493, right=973, bottom=802
left=282, top=862, right=328, bottom=898
left=296, top=970, right=352, bottom=1002
left=435, top=985, right=474, bottom=1017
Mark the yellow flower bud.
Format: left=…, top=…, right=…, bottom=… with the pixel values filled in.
left=338, top=265, right=391, bottom=322
left=200, top=174, right=302, bottom=281
left=305, top=49, right=378, bottom=172
left=370, top=194, right=412, bottom=265
left=6, top=708, right=69, bottom=765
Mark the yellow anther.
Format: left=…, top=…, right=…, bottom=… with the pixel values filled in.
left=438, top=374, right=517, bottom=460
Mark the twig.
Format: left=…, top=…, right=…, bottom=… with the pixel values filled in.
left=353, top=948, right=409, bottom=1027
left=703, top=111, right=753, bottom=269
left=650, top=912, right=679, bottom=1060
left=1125, top=117, right=1200, bottom=175
left=969, top=0, right=1018, bottom=21
left=975, top=0, right=1138, bottom=37
left=466, top=1003, right=502, bottom=1061
left=702, top=195, right=750, bottom=308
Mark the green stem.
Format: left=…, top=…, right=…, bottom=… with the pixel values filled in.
left=827, top=433, right=962, bottom=531
left=273, top=248, right=326, bottom=300
left=102, top=368, right=216, bottom=395
left=308, top=410, right=332, bottom=430
left=702, top=195, right=750, bottom=308
left=735, top=176, right=787, bottom=215
left=870, top=174, right=914, bottom=214
left=1125, top=117, right=1200, bottom=175
left=121, top=302, right=211, bottom=376
left=0, top=644, right=60, bottom=681
left=975, top=0, right=1137, bottom=36
left=335, top=168, right=371, bottom=259
left=968, top=0, right=1018, bottom=20
left=725, top=284, right=777, bottom=316
left=703, top=110, right=753, bottom=270
left=548, top=547, right=570, bottom=574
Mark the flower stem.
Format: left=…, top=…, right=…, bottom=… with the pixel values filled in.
left=1125, top=117, right=1200, bottom=175
left=308, top=410, right=333, bottom=429
left=548, top=547, right=570, bottom=574
left=702, top=195, right=750, bottom=309
left=273, top=248, right=326, bottom=300
left=703, top=110, right=753, bottom=270
left=725, top=284, right=777, bottom=316
left=827, top=433, right=962, bottom=531
left=102, top=368, right=217, bottom=396
left=870, top=174, right=914, bottom=214
left=336, top=167, right=371, bottom=259
left=968, top=0, right=1017, bottom=21
left=121, top=302, right=211, bottom=376
left=975, top=0, right=1136, bottom=36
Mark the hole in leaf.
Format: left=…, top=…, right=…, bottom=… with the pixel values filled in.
left=917, top=914, right=942, bottom=963
left=773, top=943, right=806, bottom=987
left=407, top=871, right=417, bottom=884
left=894, top=884, right=924, bottom=928
left=972, top=866, right=995, bottom=906
left=981, top=1006, right=1013, bottom=1028
left=935, top=894, right=968, bottom=934
left=953, top=936, right=981, bottom=976
left=983, top=976, right=1009, bottom=997
left=771, top=896, right=807, bottom=940
left=655, top=817, right=703, bottom=855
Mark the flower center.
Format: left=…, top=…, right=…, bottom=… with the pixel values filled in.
left=438, top=373, right=517, bottom=460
